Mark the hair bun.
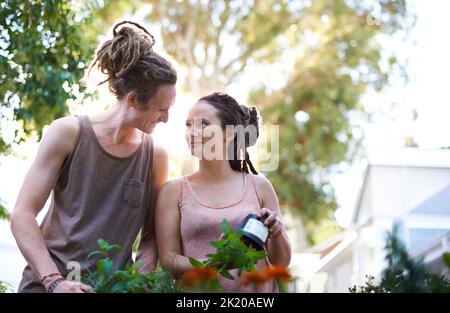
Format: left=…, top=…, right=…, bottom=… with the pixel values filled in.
left=239, top=105, right=259, bottom=147
left=113, top=20, right=155, bottom=48
left=248, top=107, right=259, bottom=127
left=89, top=21, right=156, bottom=81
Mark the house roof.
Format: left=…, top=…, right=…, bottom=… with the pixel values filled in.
left=313, top=231, right=358, bottom=273
left=305, top=229, right=354, bottom=257
left=366, top=147, right=450, bottom=168
left=410, top=183, right=450, bottom=216
left=351, top=148, right=450, bottom=224
left=307, top=148, right=450, bottom=273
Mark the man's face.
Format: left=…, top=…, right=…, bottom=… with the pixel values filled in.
left=128, top=84, right=176, bottom=133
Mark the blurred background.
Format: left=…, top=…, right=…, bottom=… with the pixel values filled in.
left=1, top=0, right=449, bottom=292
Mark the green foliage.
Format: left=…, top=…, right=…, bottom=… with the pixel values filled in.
left=113, top=0, right=415, bottom=244
left=78, top=228, right=285, bottom=293
left=189, top=220, right=266, bottom=280
left=250, top=0, right=415, bottom=243
left=142, top=0, right=293, bottom=96
left=350, top=226, right=450, bottom=293
left=444, top=252, right=450, bottom=269
left=1, top=0, right=417, bottom=246
left=0, top=281, right=13, bottom=293
left=0, top=0, right=136, bottom=153
left=0, top=0, right=91, bottom=152
left=0, top=199, right=10, bottom=220
left=83, top=239, right=177, bottom=293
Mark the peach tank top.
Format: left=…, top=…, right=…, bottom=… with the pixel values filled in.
left=175, top=173, right=276, bottom=293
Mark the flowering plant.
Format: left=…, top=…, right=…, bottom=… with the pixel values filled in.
left=83, top=239, right=177, bottom=293
left=188, top=219, right=266, bottom=279
left=84, top=219, right=293, bottom=293
left=184, top=219, right=293, bottom=292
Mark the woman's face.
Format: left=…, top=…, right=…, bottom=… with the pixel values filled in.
left=185, top=101, right=233, bottom=160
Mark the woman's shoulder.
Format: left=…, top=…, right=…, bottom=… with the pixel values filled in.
left=247, top=173, right=273, bottom=190
left=158, top=177, right=191, bottom=206
left=160, top=177, right=186, bottom=193
left=247, top=173, right=278, bottom=204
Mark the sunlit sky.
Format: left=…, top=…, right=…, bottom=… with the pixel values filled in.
left=1, top=0, right=450, bottom=234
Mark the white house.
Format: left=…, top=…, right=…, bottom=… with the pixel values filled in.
left=295, top=148, right=450, bottom=292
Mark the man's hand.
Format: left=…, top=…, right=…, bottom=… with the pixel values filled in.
left=44, top=278, right=93, bottom=293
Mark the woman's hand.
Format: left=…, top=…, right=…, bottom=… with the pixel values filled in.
left=257, top=208, right=284, bottom=238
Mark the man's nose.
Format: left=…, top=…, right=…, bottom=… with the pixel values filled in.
left=160, top=111, right=169, bottom=123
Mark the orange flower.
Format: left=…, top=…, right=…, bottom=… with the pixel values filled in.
left=242, top=270, right=269, bottom=288
left=182, top=268, right=217, bottom=287
left=263, top=265, right=292, bottom=282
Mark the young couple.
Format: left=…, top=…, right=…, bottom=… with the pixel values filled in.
left=10, top=21, right=291, bottom=293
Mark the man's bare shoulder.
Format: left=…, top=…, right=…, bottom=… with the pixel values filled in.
left=41, top=116, right=80, bottom=156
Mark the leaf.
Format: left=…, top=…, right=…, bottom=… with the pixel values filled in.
left=87, top=250, right=106, bottom=259
left=234, top=230, right=244, bottom=239
left=219, top=269, right=234, bottom=281
left=97, top=259, right=113, bottom=274
left=114, top=271, right=130, bottom=282
left=107, top=244, right=123, bottom=253
left=188, top=257, right=205, bottom=268
left=220, top=220, right=233, bottom=234
left=111, top=282, right=126, bottom=293
left=0, top=200, right=10, bottom=220
left=97, top=239, right=107, bottom=250
left=443, top=253, right=450, bottom=270
left=209, top=240, right=224, bottom=249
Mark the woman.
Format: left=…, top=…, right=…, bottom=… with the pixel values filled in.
left=11, top=21, right=177, bottom=293
left=156, top=92, right=291, bottom=292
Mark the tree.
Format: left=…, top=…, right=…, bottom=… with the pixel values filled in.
left=250, top=0, right=414, bottom=242
left=1, top=0, right=82, bottom=152
left=131, top=0, right=297, bottom=175
left=97, top=1, right=414, bottom=242
left=0, top=0, right=140, bottom=154
left=0, top=199, right=10, bottom=220
left=142, top=0, right=293, bottom=97
left=0, top=0, right=144, bottom=216
left=350, top=225, right=450, bottom=293
left=0, top=1, right=416, bottom=244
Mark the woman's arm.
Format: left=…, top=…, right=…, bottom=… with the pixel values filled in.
left=10, top=117, right=92, bottom=292
left=254, top=175, right=292, bottom=267
left=155, top=180, right=194, bottom=278
left=136, top=140, right=168, bottom=273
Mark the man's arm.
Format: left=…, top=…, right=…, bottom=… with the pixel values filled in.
left=136, top=139, right=168, bottom=273
left=10, top=117, right=91, bottom=292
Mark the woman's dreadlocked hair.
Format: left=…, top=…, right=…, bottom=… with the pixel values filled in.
left=87, top=21, right=177, bottom=108
left=198, top=92, right=260, bottom=174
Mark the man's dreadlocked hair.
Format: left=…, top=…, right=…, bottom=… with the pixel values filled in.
left=198, top=92, right=260, bottom=174
left=87, top=21, right=177, bottom=108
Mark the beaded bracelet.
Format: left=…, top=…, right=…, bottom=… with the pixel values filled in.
left=47, top=278, right=64, bottom=293
left=40, top=272, right=62, bottom=283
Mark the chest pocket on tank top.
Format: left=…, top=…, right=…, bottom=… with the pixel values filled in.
left=122, top=178, right=144, bottom=210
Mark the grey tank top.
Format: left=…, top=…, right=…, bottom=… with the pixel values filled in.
left=18, top=115, right=153, bottom=292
